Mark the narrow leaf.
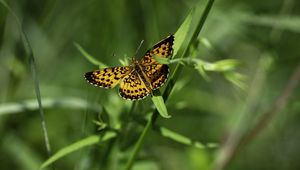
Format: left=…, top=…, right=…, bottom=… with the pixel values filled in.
left=203, top=59, right=240, bottom=72
left=74, top=42, right=108, bottom=67
left=159, top=127, right=218, bottom=149
left=224, top=71, right=247, bottom=89
left=200, top=37, right=213, bottom=50
left=194, top=60, right=210, bottom=81
left=173, top=9, right=193, bottom=57
left=39, top=132, right=117, bottom=169
left=153, top=56, right=171, bottom=65
left=151, top=91, right=171, bottom=118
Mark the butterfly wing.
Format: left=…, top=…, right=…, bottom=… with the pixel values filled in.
left=84, top=66, right=131, bottom=88
left=140, top=35, right=174, bottom=89
left=142, top=64, right=169, bottom=90
left=140, top=35, right=174, bottom=65
left=119, top=71, right=151, bottom=100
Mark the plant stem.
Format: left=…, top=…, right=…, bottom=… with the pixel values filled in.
left=124, top=114, right=153, bottom=170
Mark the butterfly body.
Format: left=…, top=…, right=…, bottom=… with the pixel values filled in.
left=85, top=35, right=174, bottom=100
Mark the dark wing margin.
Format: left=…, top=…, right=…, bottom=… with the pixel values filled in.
left=151, top=34, right=174, bottom=57
left=140, top=35, right=174, bottom=65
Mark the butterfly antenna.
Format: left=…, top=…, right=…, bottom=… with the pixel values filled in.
left=135, top=39, right=144, bottom=56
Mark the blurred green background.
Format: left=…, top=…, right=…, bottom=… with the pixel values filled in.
left=1, top=0, right=300, bottom=169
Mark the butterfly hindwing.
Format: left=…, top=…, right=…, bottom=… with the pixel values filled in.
left=142, top=64, right=169, bottom=90
left=84, top=66, right=131, bottom=88
left=119, top=71, right=151, bottom=100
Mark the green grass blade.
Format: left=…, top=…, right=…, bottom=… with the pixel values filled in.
left=173, top=9, right=193, bottom=57
left=168, top=0, right=212, bottom=86
left=0, top=0, right=54, bottom=165
left=39, top=132, right=117, bottom=170
left=74, top=42, right=108, bottom=68
left=150, top=11, right=193, bottom=118
left=159, top=127, right=218, bottom=149
left=149, top=0, right=194, bottom=120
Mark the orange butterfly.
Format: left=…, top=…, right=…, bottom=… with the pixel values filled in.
left=84, top=35, right=174, bottom=100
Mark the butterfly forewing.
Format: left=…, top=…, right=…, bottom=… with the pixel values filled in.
left=84, top=66, right=131, bottom=88
left=140, top=35, right=174, bottom=65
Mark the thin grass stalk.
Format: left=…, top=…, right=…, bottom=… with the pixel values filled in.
left=0, top=1, right=54, bottom=169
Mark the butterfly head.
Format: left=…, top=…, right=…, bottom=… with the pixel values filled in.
left=131, top=57, right=139, bottom=65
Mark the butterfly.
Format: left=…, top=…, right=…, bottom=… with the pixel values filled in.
left=84, top=35, right=174, bottom=100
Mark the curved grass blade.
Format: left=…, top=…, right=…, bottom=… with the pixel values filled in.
left=0, top=0, right=53, bottom=165
left=74, top=42, right=108, bottom=68
left=158, top=126, right=218, bottom=149
left=39, top=132, right=117, bottom=170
